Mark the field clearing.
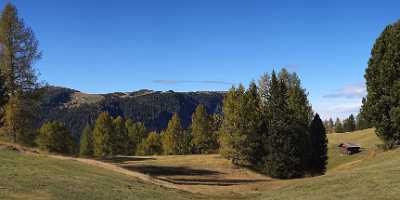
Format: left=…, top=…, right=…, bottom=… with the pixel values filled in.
left=2, top=128, right=400, bottom=200
left=105, top=154, right=283, bottom=197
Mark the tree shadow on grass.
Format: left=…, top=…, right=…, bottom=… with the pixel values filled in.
left=123, top=165, right=223, bottom=176
left=159, top=177, right=269, bottom=186
left=122, top=165, right=270, bottom=186
left=99, top=156, right=156, bottom=163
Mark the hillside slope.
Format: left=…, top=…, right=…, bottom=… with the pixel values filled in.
left=0, top=146, right=210, bottom=200
left=38, top=86, right=224, bottom=138
left=257, top=130, right=399, bottom=200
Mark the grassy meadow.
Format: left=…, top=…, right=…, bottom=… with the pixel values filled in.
left=1, top=128, right=400, bottom=200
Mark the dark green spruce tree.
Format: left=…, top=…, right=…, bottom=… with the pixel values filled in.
left=279, top=69, right=313, bottom=172
left=264, top=71, right=303, bottom=178
left=244, top=81, right=263, bottom=166
left=363, top=20, right=400, bottom=146
left=309, top=114, right=328, bottom=175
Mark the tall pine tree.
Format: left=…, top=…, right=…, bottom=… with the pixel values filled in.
left=363, top=20, right=400, bottom=145
left=112, top=116, right=129, bottom=155
left=264, top=71, right=304, bottom=178
left=309, top=114, right=328, bottom=175
left=244, top=81, right=263, bottom=166
left=191, top=104, right=212, bottom=154
left=279, top=69, right=313, bottom=172
left=162, top=113, right=188, bottom=155
left=219, top=84, right=252, bottom=165
left=79, top=124, right=94, bottom=157
left=125, top=119, right=148, bottom=155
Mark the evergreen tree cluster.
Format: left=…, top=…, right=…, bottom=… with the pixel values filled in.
left=329, top=113, right=371, bottom=134
left=79, top=107, right=220, bottom=157
left=219, top=69, right=328, bottom=178
left=81, top=112, right=151, bottom=157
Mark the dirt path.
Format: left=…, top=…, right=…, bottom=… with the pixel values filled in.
left=47, top=155, right=183, bottom=190
left=0, top=142, right=180, bottom=190
left=0, top=142, right=283, bottom=197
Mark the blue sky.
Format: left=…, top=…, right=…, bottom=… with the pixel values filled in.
left=3, top=0, right=400, bottom=119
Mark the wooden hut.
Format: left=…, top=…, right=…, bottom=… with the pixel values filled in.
left=338, top=143, right=361, bottom=155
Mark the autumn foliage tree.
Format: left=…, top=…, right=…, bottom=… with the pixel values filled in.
left=36, top=121, right=75, bottom=154
left=79, top=124, right=94, bottom=157
left=136, top=132, right=162, bottom=156
left=112, top=116, right=129, bottom=155
left=93, top=112, right=114, bottom=157
left=162, top=113, right=191, bottom=155
left=191, top=104, right=212, bottom=154
left=0, top=3, right=42, bottom=145
left=126, top=119, right=148, bottom=155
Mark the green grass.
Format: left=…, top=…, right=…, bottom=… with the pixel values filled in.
left=1, top=128, right=400, bottom=200
left=254, top=128, right=400, bottom=200
left=326, top=128, right=381, bottom=170
left=0, top=150, right=209, bottom=200
left=255, top=148, right=400, bottom=200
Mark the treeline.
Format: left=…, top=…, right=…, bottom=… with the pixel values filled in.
left=219, top=69, right=328, bottom=178
left=323, top=113, right=372, bottom=133
left=37, top=104, right=221, bottom=157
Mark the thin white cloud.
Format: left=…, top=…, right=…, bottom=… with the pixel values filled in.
left=153, top=80, right=234, bottom=85
left=323, top=83, right=366, bottom=99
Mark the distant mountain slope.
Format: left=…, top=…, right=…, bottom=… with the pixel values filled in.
left=38, top=86, right=225, bottom=139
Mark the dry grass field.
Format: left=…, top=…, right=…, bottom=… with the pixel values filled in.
left=2, top=128, right=400, bottom=200
left=104, top=154, right=280, bottom=198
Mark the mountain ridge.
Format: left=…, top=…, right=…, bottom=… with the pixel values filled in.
left=38, top=86, right=225, bottom=139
